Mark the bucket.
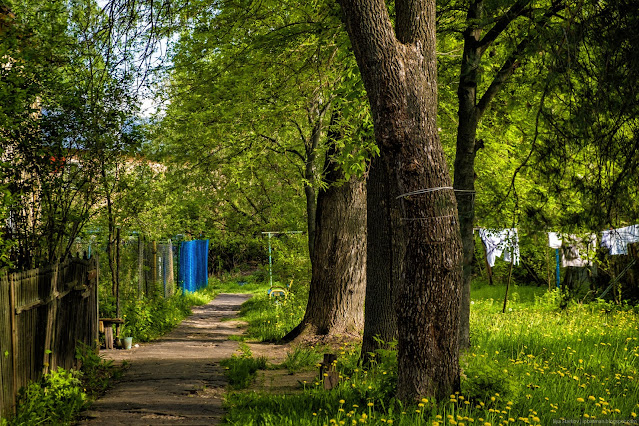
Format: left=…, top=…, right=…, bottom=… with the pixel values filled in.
left=124, top=337, right=133, bottom=350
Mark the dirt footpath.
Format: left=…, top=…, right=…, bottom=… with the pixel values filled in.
left=78, top=293, right=253, bottom=425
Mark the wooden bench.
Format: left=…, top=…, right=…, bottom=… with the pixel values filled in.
left=99, top=318, right=124, bottom=349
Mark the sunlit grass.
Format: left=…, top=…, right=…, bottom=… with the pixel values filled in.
left=224, top=283, right=639, bottom=425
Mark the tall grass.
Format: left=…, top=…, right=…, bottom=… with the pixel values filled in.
left=225, top=284, right=639, bottom=425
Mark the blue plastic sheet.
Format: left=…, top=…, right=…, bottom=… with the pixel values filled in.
left=178, top=240, right=209, bottom=292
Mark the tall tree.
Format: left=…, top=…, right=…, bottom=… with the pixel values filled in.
left=533, top=0, right=639, bottom=228
left=337, top=0, right=463, bottom=401
left=441, top=0, right=566, bottom=348
left=286, top=112, right=367, bottom=341
left=0, top=0, right=139, bottom=268
left=161, top=0, right=371, bottom=340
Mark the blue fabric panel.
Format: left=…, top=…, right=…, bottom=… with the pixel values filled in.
left=179, top=240, right=209, bottom=292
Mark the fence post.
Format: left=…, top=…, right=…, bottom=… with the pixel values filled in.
left=152, top=240, right=158, bottom=295
left=43, top=262, right=59, bottom=374
left=138, top=234, right=144, bottom=299
left=8, top=272, right=17, bottom=412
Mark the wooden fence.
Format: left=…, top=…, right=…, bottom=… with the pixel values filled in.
left=0, top=255, right=99, bottom=418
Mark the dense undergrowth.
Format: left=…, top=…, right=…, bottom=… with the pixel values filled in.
left=225, top=281, right=639, bottom=425
left=1, top=343, right=125, bottom=426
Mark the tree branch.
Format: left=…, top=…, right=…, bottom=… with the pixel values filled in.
left=476, top=0, right=531, bottom=56
left=258, top=133, right=306, bottom=162
left=476, top=0, right=566, bottom=119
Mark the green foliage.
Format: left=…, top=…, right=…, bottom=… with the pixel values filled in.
left=220, top=343, right=268, bottom=390
left=75, top=342, right=126, bottom=399
left=240, top=291, right=307, bottom=342
left=8, top=368, right=86, bottom=426
left=224, top=284, right=639, bottom=425
left=281, top=346, right=322, bottom=374
left=212, top=272, right=271, bottom=294
left=462, top=362, right=519, bottom=404
left=1, top=0, right=141, bottom=268
left=120, top=285, right=217, bottom=342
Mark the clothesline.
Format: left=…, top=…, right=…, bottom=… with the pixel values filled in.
left=477, top=224, right=639, bottom=269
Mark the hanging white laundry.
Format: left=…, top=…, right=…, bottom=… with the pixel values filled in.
left=601, top=225, right=639, bottom=255
left=548, top=232, right=562, bottom=249
left=478, top=228, right=520, bottom=267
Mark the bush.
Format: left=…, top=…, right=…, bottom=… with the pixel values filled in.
left=10, top=368, right=86, bottom=425
left=76, top=342, right=125, bottom=398
left=281, top=346, right=322, bottom=374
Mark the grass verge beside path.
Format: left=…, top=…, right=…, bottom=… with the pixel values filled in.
left=222, top=281, right=639, bottom=425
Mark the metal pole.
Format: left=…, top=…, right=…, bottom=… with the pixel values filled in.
left=261, top=231, right=303, bottom=287
left=555, top=248, right=561, bottom=288
left=268, top=233, right=273, bottom=287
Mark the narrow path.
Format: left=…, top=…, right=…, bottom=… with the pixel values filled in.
left=79, top=293, right=252, bottom=425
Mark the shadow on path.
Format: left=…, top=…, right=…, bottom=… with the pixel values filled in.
left=78, top=293, right=252, bottom=425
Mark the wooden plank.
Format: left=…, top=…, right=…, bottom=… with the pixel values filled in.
left=9, top=272, right=17, bottom=412
left=138, top=235, right=144, bottom=299
left=0, top=270, right=14, bottom=418
left=43, top=263, right=59, bottom=375
left=14, top=298, right=45, bottom=315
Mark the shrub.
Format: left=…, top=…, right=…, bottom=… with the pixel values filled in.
left=10, top=368, right=86, bottom=425
left=76, top=342, right=125, bottom=398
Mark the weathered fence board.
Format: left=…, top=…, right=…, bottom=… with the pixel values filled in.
left=0, top=256, right=98, bottom=419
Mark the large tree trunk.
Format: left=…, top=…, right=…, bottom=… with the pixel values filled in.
left=361, top=154, right=397, bottom=361
left=338, top=0, right=463, bottom=402
left=284, top=143, right=367, bottom=342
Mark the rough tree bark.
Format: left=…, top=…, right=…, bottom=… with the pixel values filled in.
left=361, top=155, right=397, bottom=360
left=338, top=0, right=463, bottom=401
left=283, top=138, right=367, bottom=342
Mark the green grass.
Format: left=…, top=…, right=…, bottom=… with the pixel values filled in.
left=120, top=282, right=220, bottom=342
left=221, top=343, right=268, bottom=390
left=281, top=346, right=324, bottom=374
left=211, top=272, right=273, bottom=294
left=223, top=283, right=639, bottom=425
